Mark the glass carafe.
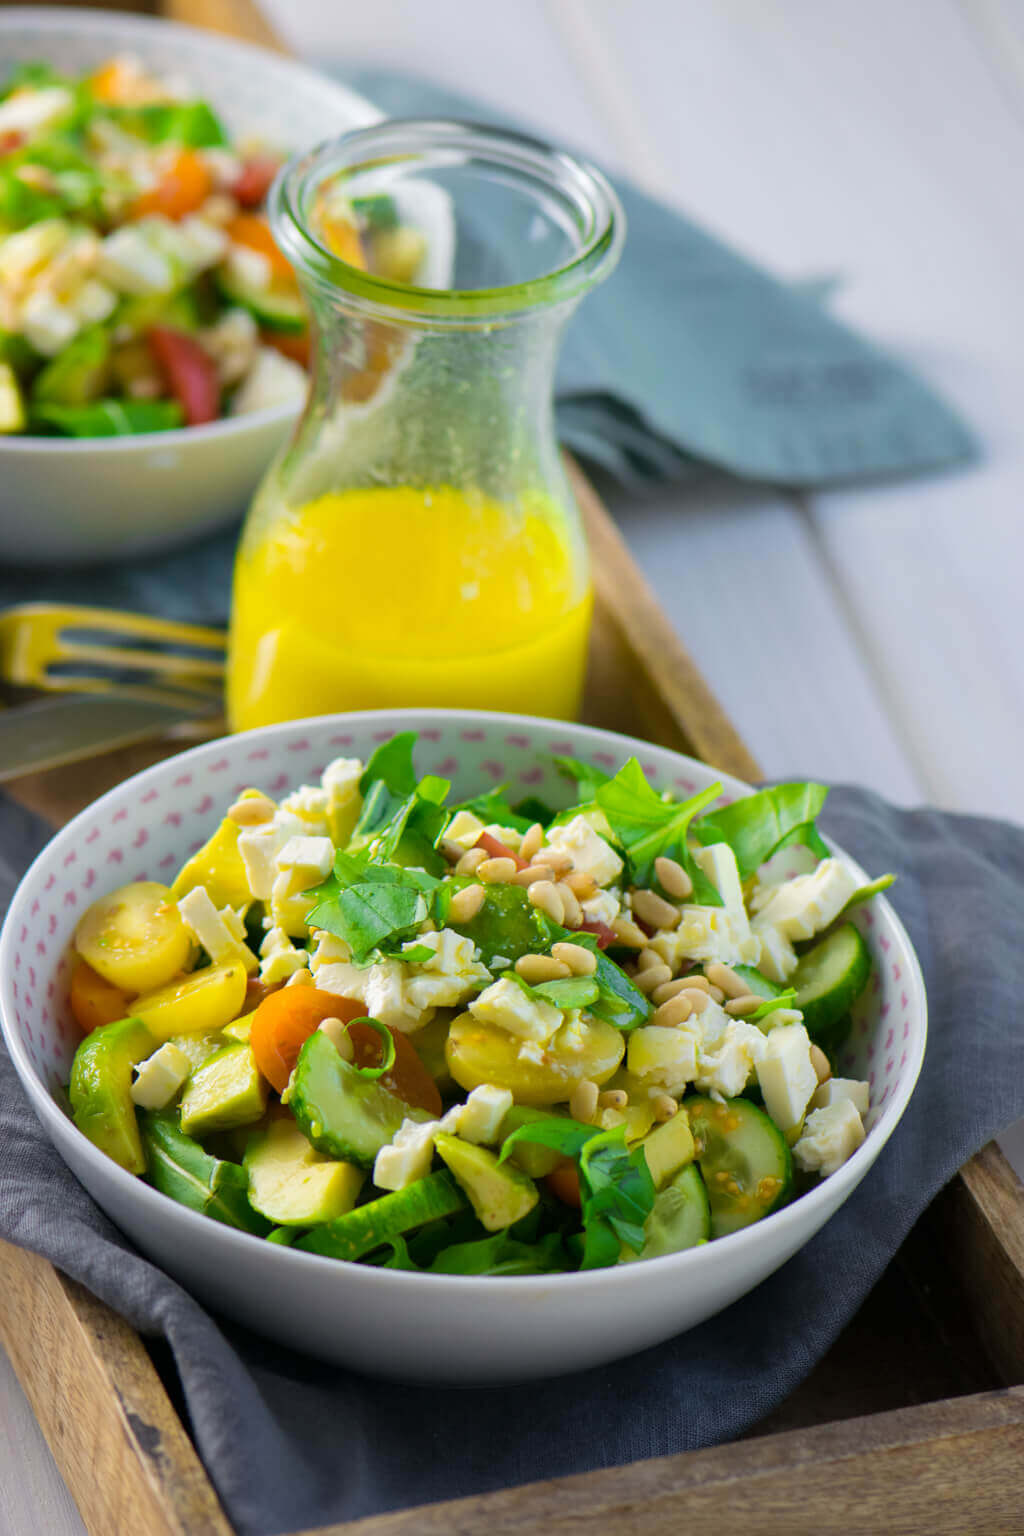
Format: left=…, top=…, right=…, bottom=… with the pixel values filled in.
left=226, top=120, right=624, bottom=731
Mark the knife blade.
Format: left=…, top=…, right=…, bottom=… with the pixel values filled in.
left=0, top=694, right=216, bottom=782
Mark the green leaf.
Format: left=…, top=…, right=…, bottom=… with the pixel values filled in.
left=513, top=972, right=601, bottom=1011
left=429, top=1229, right=568, bottom=1275
left=99, top=100, right=228, bottom=147
left=350, top=732, right=419, bottom=844
left=838, top=874, right=896, bottom=918
left=338, top=1015, right=397, bottom=1079
left=693, top=782, right=830, bottom=878
left=349, top=734, right=450, bottom=872
left=31, top=398, right=184, bottom=437
left=449, top=785, right=534, bottom=833
left=595, top=758, right=723, bottom=895
left=749, top=989, right=798, bottom=1023
left=553, top=755, right=612, bottom=804
left=305, top=853, right=440, bottom=963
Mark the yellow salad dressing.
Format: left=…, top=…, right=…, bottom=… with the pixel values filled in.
left=226, top=484, right=592, bottom=730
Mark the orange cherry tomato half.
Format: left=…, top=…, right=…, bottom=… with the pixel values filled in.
left=345, top=1021, right=442, bottom=1117
left=249, top=988, right=365, bottom=1094
left=69, top=959, right=133, bottom=1035
left=544, top=1162, right=582, bottom=1208
left=132, top=149, right=213, bottom=221
left=262, top=328, right=310, bottom=368
left=474, top=831, right=527, bottom=870
left=225, top=212, right=295, bottom=283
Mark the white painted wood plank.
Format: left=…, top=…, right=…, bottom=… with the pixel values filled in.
left=0, top=1344, right=85, bottom=1536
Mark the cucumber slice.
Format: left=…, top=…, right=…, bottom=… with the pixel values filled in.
left=728, top=965, right=784, bottom=1001
left=290, top=1029, right=431, bottom=1169
left=297, top=1171, right=467, bottom=1262
left=621, top=1162, right=710, bottom=1262
left=139, top=1109, right=269, bottom=1236
left=792, top=923, right=871, bottom=1039
left=684, top=1095, right=793, bottom=1238
left=215, top=268, right=306, bottom=334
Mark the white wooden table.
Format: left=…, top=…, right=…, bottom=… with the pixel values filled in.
left=4, top=1, right=1024, bottom=1528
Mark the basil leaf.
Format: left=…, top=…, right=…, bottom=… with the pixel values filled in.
left=32, top=398, right=184, bottom=437
left=515, top=973, right=601, bottom=1011
left=595, top=758, right=723, bottom=894
left=693, top=782, right=830, bottom=878
left=305, top=854, right=440, bottom=962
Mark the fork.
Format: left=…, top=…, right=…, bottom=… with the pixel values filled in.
left=0, top=602, right=226, bottom=710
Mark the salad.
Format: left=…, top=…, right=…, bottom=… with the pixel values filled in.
left=66, top=735, right=892, bottom=1275
left=0, top=55, right=424, bottom=436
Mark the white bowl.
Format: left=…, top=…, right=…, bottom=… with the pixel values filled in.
left=0, top=710, right=927, bottom=1382
left=0, top=7, right=380, bottom=566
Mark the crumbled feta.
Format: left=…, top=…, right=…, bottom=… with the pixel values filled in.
left=793, top=1100, right=865, bottom=1176
left=176, top=885, right=258, bottom=974
left=373, top=1117, right=440, bottom=1191
left=750, top=859, right=859, bottom=943
left=581, top=888, right=621, bottom=927
left=455, top=1084, right=514, bottom=1145
left=403, top=927, right=490, bottom=1011
left=627, top=1025, right=700, bottom=1092
left=543, top=815, right=623, bottom=887
left=652, top=905, right=761, bottom=970
left=314, top=957, right=425, bottom=1033
left=175, top=214, right=228, bottom=271
left=97, top=224, right=175, bottom=294
left=130, top=1042, right=190, bottom=1110
left=443, top=809, right=486, bottom=851
left=275, top=834, right=334, bottom=886
left=19, top=290, right=79, bottom=356
left=237, top=808, right=304, bottom=900
left=483, top=823, right=523, bottom=853
left=279, top=785, right=331, bottom=835
left=321, top=757, right=363, bottom=844
left=695, top=1020, right=764, bottom=1098
left=468, top=976, right=562, bottom=1043
left=68, top=277, right=118, bottom=326
left=259, top=925, right=309, bottom=986
left=230, top=346, right=307, bottom=415
left=225, top=241, right=272, bottom=291
left=750, top=918, right=798, bottom=983
left=309, top=930, right=352, bottom=967
left=812, top=1077, right=870, bottom=1116
left=757, top=1023, right=819, bottom=1140
left=0, top=219, right=68, bottom=285
left=517, top=1040, right=547, bottom=1066
left=0, top=86, right=73, bottom=138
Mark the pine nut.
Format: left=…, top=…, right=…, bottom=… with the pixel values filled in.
left=599, top=1088, right=628, bottom=1110
left=705, top=963, right=749, bottom=1000
left=516, top=953, right=571, bottom=983
left=551, top=942, right=597, bottom=976
left=652, top=993, right=693, bottom=1027
left=637, top=946, right=663, bottom=972
left=542, top=848, right=574, bottom=876
left=519, top=823, right=544, bottom=863
left=448, top=883, right=486, bottom=923
left=611, top=916, right=647, bottom=948
left=456, top=847, right=487, bottom=875
left=565, top=869, right=598, bottom=899
left=810, top=1044, right=832, bottom=1083
left=570, top=1078, right=599, bottom=1123
left=630, top=888, right=681, bottom=931
left=478, top=856, right=518, bottom=884
left=636, top=963, right=672, bottom=995
left=509, top=862, right=556, bottom=886
left=725, top=994, right=762, bottom=1017
left=654, top=855, right=692, bottom=900
left=557, top=883, right=583, bottom=928
left=680, top=987, right=710, bottom=1013
left=286, top=968, right=314, bottom=988
left=708, top=985, right=725, bottom=1004
left=681, top=975, right=712, bottom=993
left=227, top=793, right=275, bottom=826
left=651, top=978, right=691, bottom=1006
left=318, top=1017, right=354, bottom=1059
left=438, top=838, right=465, bottom=865
left=652, top=1093, right=678, bottom=1122
left=528, top=880, right=565, bottom=925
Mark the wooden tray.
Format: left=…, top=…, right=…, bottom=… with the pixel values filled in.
left=2, top=4, right=1024, bottom=1530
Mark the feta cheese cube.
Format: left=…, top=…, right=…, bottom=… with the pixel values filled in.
left=695, top=843, right=748, bottom=925
left=695, top=1020, right=764, bottom=1098
left=237, top=809, right=305, bottom=899
left=321, top=756, right=363, bottom=844
left=19, top=290, right=79, bottom=356
left=175, top=214, right=228, bottom=272
left=751, top=859, right=859, bottom=944
left=279, top=785, right=331, bottom=834
left=309, top=931, right=352, bottom=967
left=750, top=918, right=798, bottom=983
left=812, top=1077, right=870, bottom=1116
left=177, top=885, right=258, bottom=974
left=443, top=809, right=486, bottom=852
left=230, top=346, right=307, bottom=415
left=793, top=1100, right=865, bottom=1177
left=68, top=277, right=117, bottom=326
left=652, top=905, right=761, bottom=970
left=456, top=1084, right=514, bottom=1145
left=225, top=241, right=273, bottom=292
left=275, top=834, right=334, bottom=886
left=627, top=1025, right=700, bottom=1091
left=483, top=823, right=523, bottom=853
left=0, top=86, right=73, bottom=138
left=97, top=224, right=175, bottom=294
left=543, top=815, right=623, bottom=887
left=373, top=1117, right=440, bottom=1191
left=130, top=1042, right=190, bottom=1110
left=258, top=925, right=309, bottom=986
left=469, top=976, right=562, bottom=1043
left=757, top=1023, right=819, bottom=1140
left=0, top=218, right=68, bottom=287
left=404, top=927, right=490, bottom=1011
left=581, top=888, right=621, bottom=927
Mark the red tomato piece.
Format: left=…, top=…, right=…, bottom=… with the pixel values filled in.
left=231, top=156, right=281, bottom=208
left=345, top=1021, right=442, bottom=1116
left=147, top=326, right=220, bottom=426
left=474, top=831, right=528, bottom=870
left=578, top=918, right=616, bottom=950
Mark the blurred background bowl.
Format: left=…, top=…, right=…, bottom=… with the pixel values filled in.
left=0, top=6, right=380, bottom=567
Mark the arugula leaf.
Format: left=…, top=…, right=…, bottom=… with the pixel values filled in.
left=349, top=734, right=450, bottom=872
left=595, top=758, right=723, bottom=897
left=837, top=874, right=896, bottom=919
left=430, top=1230, right=568, bottom=1275
left=693, top=782, right=830, bottom=877
left=305, top=853, right=441, bottom=963
left=553, top=755, right=612, bottom=804
left=499, top=1118, right=655, bottom=1270
left=749, top=989, right=798, bottom=1023
left=350, top=732, right=419, bottom=846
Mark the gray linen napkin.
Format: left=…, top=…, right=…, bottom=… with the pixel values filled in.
left=1, top=785, right=1022, bottom=1535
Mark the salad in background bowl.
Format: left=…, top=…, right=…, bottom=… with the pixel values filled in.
left=0, top=711, right=926, bottom=1382
left=0, top=8, right=383, bottom=564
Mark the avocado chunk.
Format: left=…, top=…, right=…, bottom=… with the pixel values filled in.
left=69, top=1015, right=156, bottom=1173
left=640, top=1108, right=695, bottom=1190
left=290, top=1028, right=431, bottom=1169
left=167, top=1031, right=225, bottom=1072
left=620, top=1162, right=710, bottom=1262
left=0, top=361, right=26, bottom=433
left=170, top=803, right=256, bottom=910
left=32, top=325, right=110, bottom=406
left=434, top=1133, right=538, bottom=1232
left=298, top=1171, right=467, bottom=1262
left=221, top=1014, right=254, bottom=1044
left=139, top=1109, right=269, bottom=1235
left=179, top=1042, right=268, bottom=1138
left=244, top=1117, right=364, bottom=1226
left=498, top=1105, right=565, bottom=1177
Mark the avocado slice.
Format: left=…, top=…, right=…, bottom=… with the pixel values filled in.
left=244, top=1117, right=364, bottom=1226
left=290, top=1029, right=431, bottom=1169
left=69, top=1015, right=155, bottom=1173
left=170, top=801, right=257, bottom=910
left=298, top=1171, right=466, bottom=1262
left=139, top=1109, right=269, bottom=1235
left=434, top=1133, right=538, bottom=1232
left=179, top=1041, right=268, bottom=1138
left=0, top=361, right=26, bottom=433
left=498, top=1105, right=566, bottom=1178
left=221, top=1014, right=254, bottom=1044
left=32, top=325, right=110, bottom=406
left=640, top=1109, right=695, bottom=1190
left=167, top=1031, right=225, bottom=1072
